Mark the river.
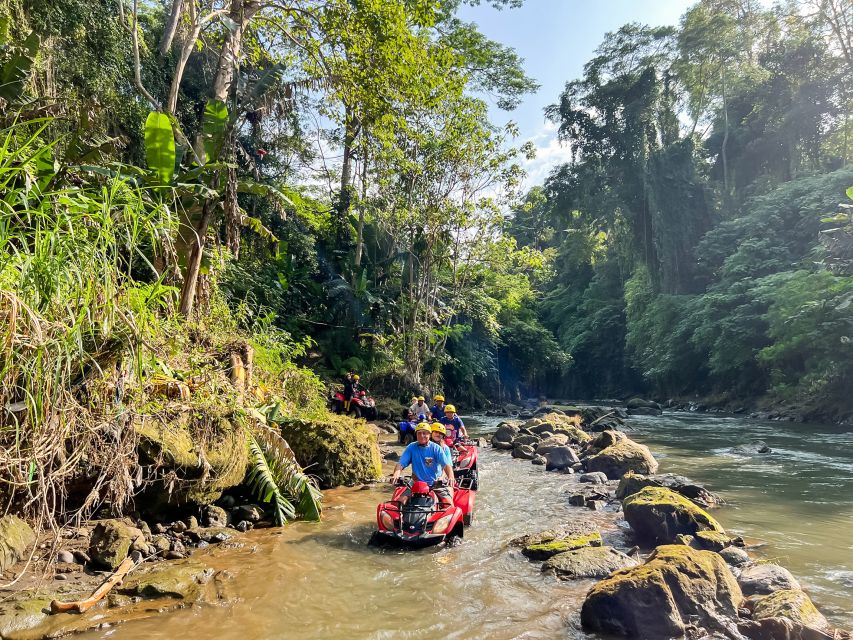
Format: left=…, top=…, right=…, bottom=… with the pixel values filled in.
left=77, top=412, right=852, bottom=639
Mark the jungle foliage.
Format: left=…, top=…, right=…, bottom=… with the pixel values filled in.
left=513, top=0, right=853, bottom=420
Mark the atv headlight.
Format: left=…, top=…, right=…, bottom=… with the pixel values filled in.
left=432, top=514, right=453, bottom=534
left=380, top=511, right=395, bottom=530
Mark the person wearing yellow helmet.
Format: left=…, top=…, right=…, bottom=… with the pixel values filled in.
left=430, top=394, right=446, bottom=420
left=409, top=395, right=429, bottom=417
left=390, top=422, right=454, bottom=505
left=342, top=372, right=354, bottom=412
left=440, top=404, right=467, bottom=442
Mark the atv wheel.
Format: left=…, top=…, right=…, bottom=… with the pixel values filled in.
left=351, top=405, right=362, bottom=419
left=367, top=532, right=383, bottom=546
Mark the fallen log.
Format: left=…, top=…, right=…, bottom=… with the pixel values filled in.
left=49, top=555, right=137, bottom=614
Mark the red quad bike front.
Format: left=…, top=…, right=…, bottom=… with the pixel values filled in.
left=369, top=478, right=473, bottom=547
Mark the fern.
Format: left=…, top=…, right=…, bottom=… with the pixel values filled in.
left=245, top=423, right=322, bottom=525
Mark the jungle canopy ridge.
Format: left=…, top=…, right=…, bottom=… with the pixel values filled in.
left=1, top=0, right=852, bottom=526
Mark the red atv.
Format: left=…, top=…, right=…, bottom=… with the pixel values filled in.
left=331, top=388, right=377, bottom=420
left=369, top=477, right=475, bottom=546
left=449, top=437, right=479, bottom=492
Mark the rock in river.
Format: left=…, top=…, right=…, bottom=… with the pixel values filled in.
left=581, top=545, right=742, bottom=638
left=718, top=546, right=750, bottom=567
left=491, top=423, right=520, bottom=449
left=738, top=563, right=801, bottom=596
left=579, top=472, right=608, bottom=484
left=584, top=431, right=659, bottom=479
left=544, top=446, right=579, bottom=471
left=730, top=440, right=772, bottom=455
left=511, top=444, right=535, bottom=460
left=751, top=589, right=828, bottom=629
left=542, top=546, right=637, bottom=580
left=615, top=471, right=721, bottom=507
left=521, top=531, right=603, bottom=560
left=622, top=486, right=725, bottom=544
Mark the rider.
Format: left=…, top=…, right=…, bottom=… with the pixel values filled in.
left=430, top=394, right=446, bottom=420
left=430, top=423, right=454, bottom=484
left=398, top=409, right=417, bottom=443
left=342, top=372, right=354, bottom=413
left=409, top=395, right=429, bottom=417
left=390, top=423, right=454, bottom=505
left=440, top=404, right=468, bottom=442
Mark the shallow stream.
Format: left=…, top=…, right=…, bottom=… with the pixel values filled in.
left=78, top=412, right=852, bottom=638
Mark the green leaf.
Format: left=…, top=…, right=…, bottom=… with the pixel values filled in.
left=846, top=186, right=853, bottom=202
left=202, top=99, right=228, bottom=164
left=0, top=32, right=39, bottom=101
left=144, top=112, right=176, bottom=184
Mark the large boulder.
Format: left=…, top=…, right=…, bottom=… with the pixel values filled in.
left=622, top=486, right=725, bottom=544
left=585, top=434, right=658, bottom=479
left=521, top=531, right=603, bottom=560
left=511, top=434, right=540, bottom=447
left=626, top=397, right=661, bottom=410
left=616, top=472, right=721, bottom=508
left=0, top=516, right=35, bottom=572
left=118, top=559, right=214, bottom=602
left=738, top=563, right=801, bottom=596
left=752, top=589, right=828, bottom=629
left=491, top=423, right=520, bottom=449
left=511, top=444, right=536, bottom=460
left=277, top=415, right=382, bottom=488
left=627, top=406, right=662, bottom=416
left=731, top=440, right=772, bottom=455
left=581, top=545, right=742, bottom=638
left=544, top=446, right=579, bottom=471
left=134, top=409, right=248, bottom=506
left=542, top=546, right=637, bottom=580
left=89, top=519, right=145, bottom=570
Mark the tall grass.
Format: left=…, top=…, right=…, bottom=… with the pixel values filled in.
left=0, top=118, right=174, bottom=528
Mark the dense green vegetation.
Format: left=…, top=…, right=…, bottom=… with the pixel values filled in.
left=1, top=0, right=852, bottom=533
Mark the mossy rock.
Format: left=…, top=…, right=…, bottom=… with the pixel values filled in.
left=135, top=408, right=248, bottom=506
left=278, top=415, right=382, bottom=488
left=119, top=559, right=214, bottom=601
left=586, top=437, right=659, bottom=479
left=88, top=519, right=144, bottom=570
left=616, top=471, right=720, bottom=508
left=581, top=544, right=742, bottom=637
left=0, top=516, right=35, bottom=572
left=752, top=589, right=828, bottom=629
left=542, top=546, right=637, bottom=580
left=623, top=486, right=724, bottom=544
left=522, top=531, right=603, bottom=560
left=694, top=530, right=734, bottom=551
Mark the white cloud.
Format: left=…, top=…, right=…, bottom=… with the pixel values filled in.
left=520, top=120, right=574, bottom=192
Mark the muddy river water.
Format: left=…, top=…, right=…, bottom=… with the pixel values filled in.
left=78, top=412, right=853, bottom=638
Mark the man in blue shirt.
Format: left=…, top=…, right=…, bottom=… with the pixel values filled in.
left=430, top=394, right=446, bottom=420
left=390, top=423, right=454, bottom=504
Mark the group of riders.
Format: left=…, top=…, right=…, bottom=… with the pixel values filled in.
left=390, top=394, right=469, bottom=506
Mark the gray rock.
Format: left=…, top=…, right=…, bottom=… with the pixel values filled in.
left=586, top=500, right=606, bottom=511
left=738, top=563, right=801, bottom=596
left=560, top=467, right=576, bottom=475
left=580, top=472, right=608, bottom=484
left=626, top=397, right=662, bottom=410
left=492, top=423, right=520, bottom=448
left=544, top=446, right=580, bottom=471
left=718, top=546, right=750, bottom=567
left=232, top=505, right=264, bottom=523
left=543, top=546, right=637, bottom=580
left=151, top=535, right=171, bottom=556
left=187, top=516, right=199, bottom=530
left=569, top=494, right=586, bottom=507
left=730, top=441, right=772, bottom=455
left=512, top=434, right=540, bottom=447
left=627, top=406, right=662, bottom=416
left=530, top=422, right=558, bottom=435
left=512, top=444, right=536, bottom=460
left=531, top=455, right=546, bottom=466
left=170, top=520, right=188, bottom=533
left=72, top=550, right=90, bottom=565
left=235, top=520, right=252, bottom=532
left=616, top=473, right=721, bottom=508
left=219, top=495, right=236, bottom=509
left=204, top=505, right=230, bottom=528
left=56, top=550, right=75, bottom=564
left=572, top=463, right=585, bottom=472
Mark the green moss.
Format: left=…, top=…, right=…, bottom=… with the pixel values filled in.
left=522, top=531, right=603, bottom=560
left=0, top=516, right=35, bottom=572
left=119, top=560, right=213, bottom=601
left=623, top=486, right=724, bottom=543
left=278, top=414, right=382, bottom=488
left=695, top=530, right=734, bottom=551
left=752, top=589, right=828, bottom=627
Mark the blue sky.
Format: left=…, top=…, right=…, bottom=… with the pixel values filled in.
left=457, top=0, right=694, bottom=189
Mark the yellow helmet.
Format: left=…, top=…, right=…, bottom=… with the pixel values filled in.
left=431, top=423, right=446, bottom=435
left=444, top=404, right=456, bottom=413
left=415, top=422, right=431, bottom=433
left=434, top=394, right=444, bottom=402
left=353, top=374, right=360, bottom=380
left=417, top=395, right=425, bottom=401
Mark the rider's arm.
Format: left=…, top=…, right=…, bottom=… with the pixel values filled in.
left=392, top=446, right=412, bottom=483
left=457, top=418, right=467, bottom=438
left=444, top=463, right=455, bottom=490
left=390, top=463, right=403, bottom=484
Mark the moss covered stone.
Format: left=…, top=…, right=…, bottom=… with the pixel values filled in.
left=0, top=516, right=35, bottom=572
left=119, top=560, right=214, bottom=601
left=623, top=486, right=724, bottom=543
left=542, top=546, right=637, bottom=580
left=585, top=435, right=659, bottom=479
left=522, top=531, right=603, bottom=560
left=694, top=530, right=734, bottom=551
left=581, top=544, right=742, bottom=637
left=135, top=408, right=248, bottom=506
left=752, top=589, right=828, bottom=629
left=278, top=415, right=382, bottom=488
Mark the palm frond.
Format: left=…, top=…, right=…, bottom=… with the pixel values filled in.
left=245, top=422, right=322, bottom=524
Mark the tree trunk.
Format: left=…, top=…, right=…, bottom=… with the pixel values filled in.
left=720, top=64, right=730, bottom=207
left=178, top=0, right=258, bottom=316
left=159, top=0, right=185, bottom=56
left=179, top=202, right=213, bottom=316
